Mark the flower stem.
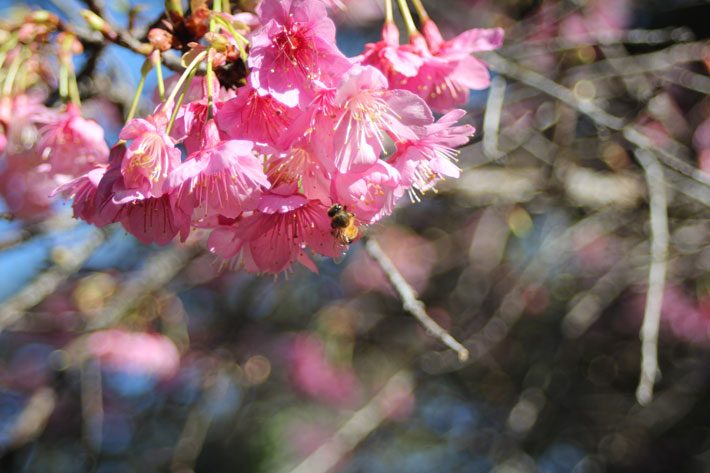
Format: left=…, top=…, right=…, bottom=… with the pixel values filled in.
left=212, top=15, right=249, bottom=61
left=395, top=0, right=418, bottom=35
left=166, top=65, right=199, bottom=135
left=155, top=52, right=166, bottom=101
left=2, top=49, right=27, bottom=96
left=165, top=50, right=207, bottom=106
left=126, top=58, right=152, bottom=122
left=385, top=0, right=393, bottom=23
left=69, top=67, right=81, bottom=106
left=411, top=0, right=429, bottom=21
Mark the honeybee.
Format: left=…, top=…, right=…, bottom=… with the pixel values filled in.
left=328, top=204, right=359, bottom=245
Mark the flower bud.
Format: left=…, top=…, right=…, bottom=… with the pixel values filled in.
left=204, top=32, right=230, bottom=52
left=148, top=28, right=174, bottom=52
left=80, top=10, right=116, bottom=39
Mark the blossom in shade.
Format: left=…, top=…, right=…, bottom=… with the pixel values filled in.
left=37, top=103, right=109, bottom=176
left=52, top=165, right=107, bottom=223
left=248, top=0, right=351, bottom=107
left=208, top=185, right=338, bottom=273
left=119, top=112, right=181, bottom=198
left=168, top=120, right=269, bottom=220
left=332, top=65, right=432, bottom=173
left=391, top=109, right=474, bottom=198
left=93, top=144, right=185, bottom=245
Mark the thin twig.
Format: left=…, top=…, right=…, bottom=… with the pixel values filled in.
left=635, top=150, right=670, bottom=406
left=363, top=237, right=469, bottom=362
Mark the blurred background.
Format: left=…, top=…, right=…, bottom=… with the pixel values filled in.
left=1, top=0, right=709, bottom=472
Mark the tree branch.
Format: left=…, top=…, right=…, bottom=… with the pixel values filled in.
left=635, top=149, right=670, bottom=406
left=363, top=237, right=469, bottom=362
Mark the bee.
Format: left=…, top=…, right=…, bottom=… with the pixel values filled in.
left=328, top=204, right=359, bottom=245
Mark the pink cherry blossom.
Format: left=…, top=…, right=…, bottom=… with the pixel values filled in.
left=215, top=85, right=298, bottom=148
left=391, top=109, right=474, bottom=197
left=208, top=186, right=338, bottom=273
left=53, top=165, right=108, bottom=223
left=37, top=103, right=109, bottom=177
left=331, top=160, right=402, bottom=224
left=332, top=65, right=432, bottom=173
left=92, top=144, right=185, bottom=245
left=266, top=144, right=332, bottom=202
left=168, top=120, right=269, bottom=220
left=248, top=0, right=351, bottom=106
left=119, top=112, right=181, bottom=199
left=394, top=21, right=504, bottom=112
left=357, top=22, right=423, bottom=79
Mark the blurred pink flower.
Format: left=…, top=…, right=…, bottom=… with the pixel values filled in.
left=86, top=329, right=181, bottom=379
left=37, top=103, right=109, bottom=177
left=627, top=286, right=710, bottom=345
left=286, top=333, right=360, bottom=407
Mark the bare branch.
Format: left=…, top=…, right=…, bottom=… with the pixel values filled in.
left=635, top=149, right=670, bottom=406
left=363, top=237, right=469, bottom=362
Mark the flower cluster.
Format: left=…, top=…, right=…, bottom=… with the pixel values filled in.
left=42, top=0, right=501, bottom=274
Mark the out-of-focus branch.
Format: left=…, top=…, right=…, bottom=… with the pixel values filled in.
left=2, top=388, right=57, bottom=452
left=0, top=229, right=106, bottom=334
left=483, top=51, right=710, bottom=196
left=282, top=370, right=414, bottom=473
left=500, top=27, right=695, bottom=58
left=363, top=237, right=469, bottom=362
left=87, top=245, right=202, bottom=331
left=481, top=51, right=626, bottom=130
left=424, top=210, right=632, bottom=374
left=482, top=75, right=506, bottom=161
left=635, top=150, right=670, bottom=406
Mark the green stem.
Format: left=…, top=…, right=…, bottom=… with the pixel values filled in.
left=126, top=58, right=152, bottom=122
left=166, top=65, right=199, bottom=135
left=385, top=0, right=393, bottom=23
left=212, top=15, right=249, bottom=60
left=155, top=53, right=165, bottom=101
left=395, top=0, right=418, bottom=35
left=0, top=36, right=19, bottom=72
left=69, top=66, right=81, bottom=106
left=2, top=50, right=27, bottom=96
left=411, top=0, right=429, bottom=21
left=165, top=50, right=207, bottom=106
